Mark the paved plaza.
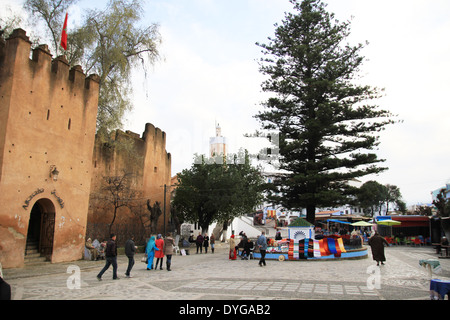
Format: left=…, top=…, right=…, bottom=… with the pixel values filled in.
left=3, top=244, right=450, bottom=301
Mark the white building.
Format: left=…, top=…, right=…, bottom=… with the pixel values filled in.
left=209, top=122, right=227, bottom=157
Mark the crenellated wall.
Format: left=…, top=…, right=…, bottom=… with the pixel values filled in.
left=87, top=123, right=172, bottom=242
left=0, top=28, right=172, bottom=267
left=0, top=29, right=100, bottom=268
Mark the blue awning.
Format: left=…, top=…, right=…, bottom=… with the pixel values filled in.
left=327, top=219, right=352, bottom=225
left=376, top=216, right=392, bottom=221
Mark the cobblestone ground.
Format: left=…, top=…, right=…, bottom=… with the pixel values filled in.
left=3, top=244, right=450, bottom=301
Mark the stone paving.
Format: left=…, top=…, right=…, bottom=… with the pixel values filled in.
left=3, top=244, right=450, bottom=301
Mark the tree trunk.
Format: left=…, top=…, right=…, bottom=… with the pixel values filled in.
left=109, top=206, right=118, bottom=235
left=221, top=221, right=229, bottom=242
left=441, top=218, right=450, bottom=241
left=212, top=223, right=223, bottom=242
left=306, top=205, right=315, bottom=224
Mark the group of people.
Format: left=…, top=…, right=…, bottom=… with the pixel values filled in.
left=229, top=231, right=267, bottom=266
left=96, top=232, right=175, bottom=281
left=144, top=233, right=175, bottom=272
left=194, top=233, right=215, bottom=254
left=85, top=238, right=107, bottom=261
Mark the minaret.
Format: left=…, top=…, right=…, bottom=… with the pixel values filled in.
left=209, top=122, right=227, bottom=157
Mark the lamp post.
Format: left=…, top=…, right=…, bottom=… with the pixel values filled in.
left=50, top=165, right=59, bottom=181
left=163, top=184, right=167, bottom=236
left=162, top=184, right=177, bottom=236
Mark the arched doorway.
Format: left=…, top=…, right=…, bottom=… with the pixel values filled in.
left=25, top=199, right=56, bottom=262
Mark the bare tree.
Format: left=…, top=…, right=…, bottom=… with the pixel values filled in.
left=102, top=172, right=136, bottom=235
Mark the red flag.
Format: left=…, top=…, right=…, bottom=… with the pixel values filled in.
left=60, top=12, right=68, bottom=51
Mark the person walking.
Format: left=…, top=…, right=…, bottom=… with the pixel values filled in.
left=229, top=235, right=237, bottom=260
left=196, top=233, right=204, bottom=254
left=97, top=234, right=119, bottom=280
left=203, top=234, right=209, bottom=254
left=163, top=232, right=175, bottom=271
left=155, top=234, right=165, bottom=270
left=145, top=236, right=159, bottom=270
left=368, top=231, right=390, bottom=266
left=256, top=231, right=267, bottom=267
left=124, top=235, right=137, bottom=278
left=210, top=233, right=215, bottom=254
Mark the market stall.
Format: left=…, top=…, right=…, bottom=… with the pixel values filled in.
left=252, top=218, right=368, bottom=261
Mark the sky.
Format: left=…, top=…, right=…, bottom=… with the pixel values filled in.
left=2, top=0, right=450, bottom=206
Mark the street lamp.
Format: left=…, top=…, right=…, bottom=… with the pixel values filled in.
left=50, top=165, right=59, bottom=181
left=162, top=184, right=177, bottom=236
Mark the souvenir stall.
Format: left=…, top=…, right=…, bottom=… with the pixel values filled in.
left=253, top=218, right=368, bottom=261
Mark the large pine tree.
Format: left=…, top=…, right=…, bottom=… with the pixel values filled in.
left=255, top=0, right=396, bottom=223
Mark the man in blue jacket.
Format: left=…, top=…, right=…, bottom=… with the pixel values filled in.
left=256, top=231, right=267, bottom=267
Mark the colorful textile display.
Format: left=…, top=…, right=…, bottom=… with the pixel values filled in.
left=287, top=237, right=347, bottom=260
left=308, top=238, right=314, bottom=258
left=293, top=240, right=299, bottom=260
left=318, top=239, right=326, bottom=256
left=267, top=210, right=276, bottom=218
left=337, top=237, right=347, bottom=253
left=288, top=239, right=295, bottom=260
left=313, top=240, right=321, bottom=258
left=304, top=238, right=309, bottom=259
left=298, top=239, right=306, bottom=259
left=327, top=237, right=340, bottom=257
left=321, top=239, right=331, bottom=256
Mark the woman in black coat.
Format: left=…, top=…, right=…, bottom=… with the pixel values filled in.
left=203, top=235, right=209, bottom=253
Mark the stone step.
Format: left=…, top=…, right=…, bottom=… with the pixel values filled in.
left=24, top=254, right=48, bottom=266
left=25, top=252, right=41, bottom=258
left=25, top=242, right=39, bottom=255
left=26, top=248, right=39, bottom=255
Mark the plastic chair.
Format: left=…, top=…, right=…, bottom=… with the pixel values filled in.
left=413, top=238, right=421, bottom=246
left=405, top=237, right=412, bottom=246
left=173, top=235, right=180, bottom=255
left=418, top=235, right=425, bottom=246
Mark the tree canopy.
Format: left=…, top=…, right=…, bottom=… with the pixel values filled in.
left=22, top=0, right=161, bottom=137
left=255, top=0, right=396, bottom=223
left=433, top=188, right=450, bottom=217
left=172, top=152, right=265, bottom=233
left=356, top=181, right=405, bottom=216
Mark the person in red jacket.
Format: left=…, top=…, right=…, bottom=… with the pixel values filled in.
left=155, top=234, right=165, bottom=270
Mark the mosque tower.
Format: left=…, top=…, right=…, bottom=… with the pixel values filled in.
left=209, top=122, right=227, bottom=157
